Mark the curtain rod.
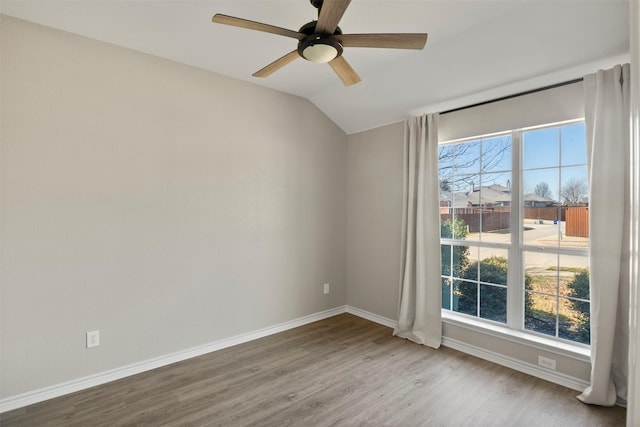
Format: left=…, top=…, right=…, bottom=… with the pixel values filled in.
left=440, top=77, right=584, bottom=115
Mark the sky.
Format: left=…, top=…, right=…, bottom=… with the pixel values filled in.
left=522, top=123, right=587, bottom=201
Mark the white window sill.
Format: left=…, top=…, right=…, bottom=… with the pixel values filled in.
left=442, top=311, right=591, bottom=362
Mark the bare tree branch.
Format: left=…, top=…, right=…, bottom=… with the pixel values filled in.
left=561, top=177, right=588, bottom=204
left=534, top=182, right=553, bottom=199
left=439, top=137, right=511, bottom=192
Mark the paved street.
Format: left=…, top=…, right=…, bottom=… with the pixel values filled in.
left=464, top=221, right=589, bottom=270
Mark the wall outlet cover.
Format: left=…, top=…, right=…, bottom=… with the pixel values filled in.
left=538, top=355, right=556, bottom=370
left=87, top=330, right=100, bottom=348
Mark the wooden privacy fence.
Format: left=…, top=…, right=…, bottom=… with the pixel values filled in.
left=565, top=207, right=589, bottom=238
left=523, top=207, right=565, bottom=222
left=441, top=206, right=589, bottom=237
left=441, top=211, right=510, bottom=233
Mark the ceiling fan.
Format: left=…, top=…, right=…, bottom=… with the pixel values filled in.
left=212, top=0, right=428, bottom=86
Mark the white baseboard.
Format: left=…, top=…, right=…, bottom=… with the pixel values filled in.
left=344, top=305, right=588, bottom=393
left=345, top=305, right=398, bottom=329
left=441, top=336, right=589, bottom=392
left=0, top=306, right=347, bottom=414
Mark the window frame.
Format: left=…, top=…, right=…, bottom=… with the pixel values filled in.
left=439, top=119, right=590, bottom=350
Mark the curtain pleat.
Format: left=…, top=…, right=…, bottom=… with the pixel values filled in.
left=393, top=113, right=442, bottom=348
left=578, top=63, right=631, bottom=406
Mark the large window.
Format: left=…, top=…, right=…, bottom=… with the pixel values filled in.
left=439, top=120, right=590, bottom=346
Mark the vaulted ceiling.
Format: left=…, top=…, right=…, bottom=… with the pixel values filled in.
left=0, top=0, right=630, bottom=134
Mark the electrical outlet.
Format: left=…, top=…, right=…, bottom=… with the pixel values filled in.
left=86, top=330, right=100, bottom=348
left=538, top=355, right=556, bottom=370
left=323, top=283, right=330, bottom=294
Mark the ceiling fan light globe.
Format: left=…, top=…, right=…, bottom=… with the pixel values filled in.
left=298, top=35, right=343, bottom=64
left=303, top=44, right=338, bottom=63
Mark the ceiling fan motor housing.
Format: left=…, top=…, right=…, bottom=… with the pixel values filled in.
left=310, top=0, right=324, bottom=10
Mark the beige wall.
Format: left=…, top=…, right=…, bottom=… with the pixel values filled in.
left=0, top=16, right=347, bottom=397
left=439, top=80, right=584, bottom=141
left=346, top=84, right=591, bottom=383
left=346, top=122, right=404, bottom=319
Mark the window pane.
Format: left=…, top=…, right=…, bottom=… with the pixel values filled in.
left=441, top=213, right=457, bottom=239
left=481, top=135, right=512, bottom=173
left=481, top=208, right=511, bottom=244
left=524, top=252, right=590, bottom=344
left=524, top=251, right=558, bottom=336
left=441, top=244, right=452, bottom=276
left=453, top=208, right=475, bottom=242
left=439, top=145, right=455, bottom=201
left=560, top=166, right=588, bottom=205
left=453, top=279, right=477, bottom=316
left=442, top=278, right=452, bottom=310
left=524, top=252, right=559, bottom=295
left=525, top=292, right=558, bottom=337
left=561, top=123, right=587, bottom=166
left=559, top=298, right=590, bottom=344
left=523, top=217, right=561, bottom=248
left=457, top=176, right=480, bottom=243
left=439, top=145, right=454, bottom=179
left=523, top=169, right=559, bottom=203
left=455, top=247, right=508, bottom=323
left=440, top=209, right=453, bottom=236
left=451, top=244, right=471, bottom=278
left=558, top=259, right=590, bottom=344
left=523, top=169, right=560, bottom=247
left=450, top=174, right=476, bottom=194
left=453, top=140, right=481, bottom=176
left=561, top=206, right=589, bottom=249
left=479, top=172, right=511, bottom=243
left=523, top=128, right=559, bottom=169
left=560, top=165, right=589, bottom=252
left=477, top=249, right=508, bottom=286
left=557, top=255, right=589, bottom=297
left=480, top=285, right=507, bottom=323
left=457, top=246, right=476, bottom=280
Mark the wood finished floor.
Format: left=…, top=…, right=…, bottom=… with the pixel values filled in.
left=1, top=313, right=626, bottom=426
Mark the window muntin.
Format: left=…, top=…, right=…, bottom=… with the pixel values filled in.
left=440, top=121, right=590, bottom=346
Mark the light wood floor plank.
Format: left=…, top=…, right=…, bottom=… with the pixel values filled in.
left=0, top=314, right=625, bottom=426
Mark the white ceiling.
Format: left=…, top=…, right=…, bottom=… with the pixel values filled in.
left=0, top=0, right=630, bottom=134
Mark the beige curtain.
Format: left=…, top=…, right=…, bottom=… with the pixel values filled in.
left=393, top=113, right=442, bottom=348
left=578, top=63, right=631, bottom=406
left=627, top=1, right=640, bottom=423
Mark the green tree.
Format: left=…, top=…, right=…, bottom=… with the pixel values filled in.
left=567, top=269, right=590, bottom=344
left=441, top=217, right=469, bottom=310
left=440, top=216, right=468, bottom=240
left=465, top=255, right=508, bottom=284
left=440, top=217, right=469, bottom=277
left=460, top=256, right=508, bottom=322
left=453, top=255, right=535, bottom=324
